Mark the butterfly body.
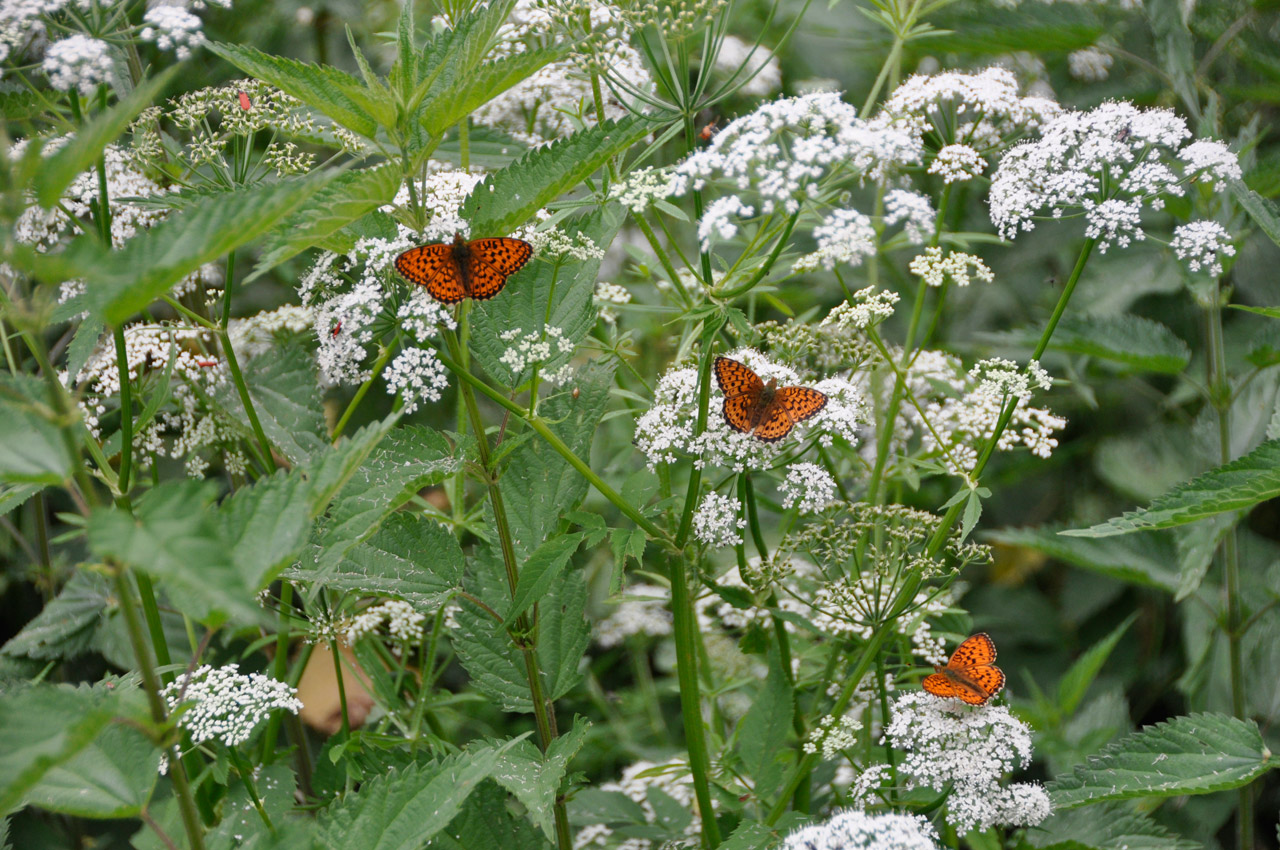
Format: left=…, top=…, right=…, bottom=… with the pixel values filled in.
left=714, top=356, right=827, bottom=442
left=921, top=633, right=1004, bottom=706
left=395, top=233, right=533, bottom=304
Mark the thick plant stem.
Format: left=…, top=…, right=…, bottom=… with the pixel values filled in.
left=113, top=568, right=206, bottom=850
left=1207, top=292, right=1251, bottom=850
left=113, top=327, right=133, bottom=496
left=443, top=329, right=574, bottom=850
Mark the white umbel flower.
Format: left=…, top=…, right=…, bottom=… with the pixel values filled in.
left=162, top=664, right=303, bottom=749
left=783, top=810, right=941, bottom=850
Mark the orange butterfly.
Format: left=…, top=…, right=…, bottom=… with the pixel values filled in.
left=921, top=633, right=1005, bottom=706
left=713, top=356, right=827, bottom=443
left=394, top=233, right=533, bottom=304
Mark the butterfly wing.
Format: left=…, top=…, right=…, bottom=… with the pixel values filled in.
left=395, top=244, right=467, bottom=304
left=922, top=673, right=972, bottom=701
left=468, top=237, right=534, bottom=276
left=776, top=386, right=827, bottom=424
left=714, top=356, right=764, bottom=399
left=723, top=394, right=761, bottom=434
left=964, top=665, right=1005, bottom=703
left=751, top=399, right=797, bottom=442
left=947, top=633, right=997, bottom=669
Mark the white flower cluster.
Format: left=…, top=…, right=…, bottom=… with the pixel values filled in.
left=1171, top=220, right=1236, bottom=277
left=345, top=599, right=427, bottom=645
left=803, top=714, right=863, bottom=757
left=783, top=810, right=941, bottom=850
left=880, top=66, right=1061, bottom=153
left=385, top=347, right=450, bottom=414
left=162, top=664, right=303, bottom=750
left=884, top=692, right=1051, bottom=834
left=990, top=101, right=1241, bottom=255
left=42, top=34, right=114, bottom=96
left=883, top=190, right=936, bottom=244
left=668, top=92, right=924, bottom=250
left=576, top=759, right=701, bottom=849
left=634, top=348, right=867, bottom=472
left=928, top=144, right=986, bottom=183
left=692, top=492, right=745, bottom=548
left=910, top=358, right=1064, bottom=475
left=713, top=35, right=782, bottom=97
left=227, top=304, right=314, bottom=359
left=140, top=6, right=205, bottom=59
left=824, top=287, right=900, bottom=330
left=792, top=208, right=876, bottom=272
left=499, top=325, right=576, bottom=377
left=595, top=584, right=673, bottom=647
left=908, top=247, right=994, bottom=288
left=780, top=462, right=837, bottom=513
left=1068, top=47, right=1114, bottom=82
left=594, top=281, right=631, bottom=324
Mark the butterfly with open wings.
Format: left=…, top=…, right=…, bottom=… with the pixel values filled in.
left=714, top=356, right=828, bottom=443
left=394, top=233, right=533, bottom=304
left=921, top=633, right=1005, bottom=706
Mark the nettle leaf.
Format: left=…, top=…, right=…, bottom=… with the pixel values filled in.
left=219, top=467, right=313, bottom=592
left=88, top=480, right=265, bottom=627
left=25, top=720, right=159, bottom=819
left=1028, top=802, right=1200, bottom=850
left=1047, top=713, right=1274, bottom=807
left=538, top=569, right=590, bottom=701
left=1063, top=439, right=1280, bottom=537
left=455, top=550, right=532, bottom=712
left=504, top=533, right=584, bottom=625
left=459, top=117, right=652, bottom=236
left=440, top=780, right=552, bottom=850
left=1048, top=314, right=1191, bottom=374
left=288, top=512, right=465, bottom=611
left=34, top=68, right=180, bottom=208
left=407, top=1, right=517, bottom=120
left=0, top=682, right=141, bottom=815
left=0, top=374, right=74, bottom=485
left=495, top=360, right=616, bottom=560
left=471, top=209, right=620, bottom=388
left=316, top=425, right=459, bottom=570
left=419, top=47, right=566, bottom=138
left=251, top=164, right=401, bottom=281
left=207, top=42, right=391, bottom=138
left=303, top=415, right=399, bottom=517
left=0, top=483, right=41, bottom=518
left=985, top=526, right=1181, bottom=592
left=737, top=651, right=793, bottom=801
left=1231, top=183, right=1280, bottom=249
left=318, top=743, right=508, bottom=850
left=1, top=570, right=111, bottom=661
left=492, top=717, right=590, bottom=842
left=230, top=342, right=329, bottom=464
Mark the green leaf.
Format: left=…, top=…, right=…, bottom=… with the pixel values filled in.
left=986, top=527, right=1181, bottom=592
left=493, top=718, right=589, bottom=842
left=1146, top=0, right=1198, bottom=115
left=454, top=551, right=532, bottom=712
left=438, top=780, right=552, bottom=850
left=0, top=682, right=135, bottom=815
left=1232, top=181, right=1280, bottom=250
left=1063, top=439, right=1280, bottom=537
left=419, top=48, right=566, bottom=137
left=406, top=1, right=515, bottom=117
left=1, top=571, right=111, bottom=661
left=217, top=341, right=328, bottom=464
left=737, top=651, right=793, bottom=801
left=1057, top=614, right=1136, bottom=716
left=302, top=414, right=399, bottom=518
left=1047, top=713, right=1273, bottom=807
left=460, top=118, right=652, bottom=236
left=207, top=763, right=298, bottom=850
left=219, top=468, right=314, bottom=592
left=567, top=789, right=647, bottom=826
left=1231, top=304, right=1280, bottom=320
left=0, top=374, right=74, bottom=485
left=1048, top=314, right=1191, bottom=374
left=287, top=512, right=465, bottom=610
left=250, top=165, right=401, bottom=281
left=42, top=173, right=333, bottom=325
left=25, top=721, right=158, bottom=818
left=919, top=6, right=1102, bottom=54
left=537, top=569, right=590, bottom=702
left=318, top=744, right=506, bottom=850
left=33, top=68, right=179, bottom=208
left=88, top=480, right=264, bottom=627
left=1027, top=802, right=1200, bottom=850
left=504, top=533, right=584, bottom=625
left=207, top=43, right=391, bottom=138
left=0, top=483, right=42, bottom=518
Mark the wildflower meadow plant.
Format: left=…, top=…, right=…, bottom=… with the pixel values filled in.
left=2, top=0, right=1278, bottom=848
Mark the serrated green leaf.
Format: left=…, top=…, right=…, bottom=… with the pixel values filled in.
left=40, top=173, right=333, bottom=325
left=1063, top=439, right=1280, bottom=537
left=0, top=683, right=134, bottom=815
left=33, top=68, right=180, bottom=208
left=407, top=1, right=516, bottom=116
left=504, top=533, right=583, bottom=625
left=492, top=718, right=589, bottom=842
left=538, top=569, right=590, bottom=702
left=318, top=744, right=507, bottom=850
left=288, top=512, right=465, bottom=610
left=1057, top=614, right=1136, bottom=717
left=437, top=780, right=552, bottom=850
left=1049, top=314, right=1191, bottom=373
left=216, top=341, right=328, bottom=464
left=302, top=414, right=399, bottom=518
left=219, top=468, right=313, bottom=592
left=207, top=43, right=390, bottom=138
left=1147, top=0, right=1198, bottom=115
left=1047, top=713, right=1273, bottom=807
left=737, top=651, right=793, bottom=801
left=250, top=165, right=401, bottom=281
left=986, top=526, right=1181, bottom=591
left=567, top=789, right=647, bottom=826
left=460, top=117, right=652, bottom=236
left=1027, top=802, right=1201, bottom=850
left=455, top=550, right=532, bottom=712
left=25, top=721, right=158, bottom=818
left=419, top=48, right=567, bottom=137
left=1, top=571, right=111, bottom=661
left=0, top=483, right=42, bottom=518
left=0, top=375, right=73, bottom=485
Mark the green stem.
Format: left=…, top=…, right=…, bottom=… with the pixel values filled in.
left=332, top=345, right=395, bottom=440
left=329, top=637, right=352, bottom=739
left=715, top=212, right=800, bottom=300
left=229, top=748, right=275, bottom=832
left=219, top=328, right=277, bottom=472
left=113, top=569, right=206, bottom=850
left=866, top=278, right=928, bottom=506
left=260, top=581, right=296, bottom=764
left=113, top=327, right=133, bottom=496
left=1207, top=289, right=1251, bottom=850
